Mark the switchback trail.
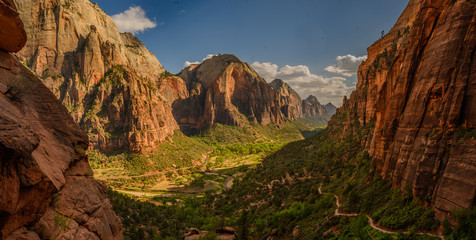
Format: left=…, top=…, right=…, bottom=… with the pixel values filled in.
left=318, top=184, right=444, bottom=239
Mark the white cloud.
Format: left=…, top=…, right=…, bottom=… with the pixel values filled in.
left=252, top=62, right=354, bottom=106
left=112, top=6, right=157, bottom=35
left=324, top=54, right=367, bottom=77
left=250, top=62, right=278, bottom=81
left=183, top=61, right=200, bottom=68
left=183, top=54, right=218, bottom=68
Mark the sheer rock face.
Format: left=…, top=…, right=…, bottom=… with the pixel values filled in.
left=324, top=102, right=337, bottom=115
left=0, top=4, right=122, bottom=238
left=269, top=79, right=303, bottom=120
left=302, top=95, right=329, bottom=117
left=177, top=54, right=288, bottom=131
left=13, top=0, right=184, bottom=152
left=328, top=0, right=475, bottom=218
left=177, top=56, right=331, bottom=132
left=269, top=80, right=330, bottom=119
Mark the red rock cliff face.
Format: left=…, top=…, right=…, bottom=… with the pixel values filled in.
left=302, top=95, right=329, bottom=117
left=269, top=79, right=304, bottom=119
left=13, top=0, right=186, bottom=153
left=0, top=1, right=122, bottom=238
left=177, top=55, right=288, bottom=131
left=329, top=0, right=476, bottom=218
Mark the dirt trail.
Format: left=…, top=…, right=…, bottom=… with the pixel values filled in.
left=318, top=184, right=444, bottom=239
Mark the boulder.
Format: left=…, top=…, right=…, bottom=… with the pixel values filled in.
left=0, top=0, right=26, bottom=52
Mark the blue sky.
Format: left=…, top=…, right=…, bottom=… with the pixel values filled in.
left=95, top=0, right=409, bottom=105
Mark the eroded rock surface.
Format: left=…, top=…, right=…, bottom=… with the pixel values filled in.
left=302, top=95, right=329, bottom=117
left=0, top=2, right=122, bottom=238
left=177, top=54, right=288, bottom=131
left=328, top=0, right=476, bottom=218
left=177, top=55, right=330, bottom=132
left=13, top=0, right=183, bottom=152
left=13, top=0, right=330, bottom=153
left=269, top=79, right=304, bottom=120
left=0, top=0, right=27, bottom=52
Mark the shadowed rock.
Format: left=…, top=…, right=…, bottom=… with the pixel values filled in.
left=0, top=1, right=123, bottom=238
left=328, top=0, right=476, bottom=219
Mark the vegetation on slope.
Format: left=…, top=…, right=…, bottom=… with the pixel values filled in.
left=89, top=118, right=326, bottom=176
left=105, top=117, right=474, bottom=239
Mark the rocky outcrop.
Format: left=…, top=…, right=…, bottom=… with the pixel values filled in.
left=328, top=0, right=476, bottom=218
left=302, top=95, right=329, bottom=117
left=324, top=102, right=337, bottom=115
left=13, top=0, right=331, bottom=152
left=13, top=0, right=184, bottom=153
left=269, top=80, right=330, bottom=118
left=0, top=0, right=27, bottom=52
left=177, top=54, right=288, bottom=131
left=269, top=79, right=303, bottom=120
left=177, top=55, right=331, bottom=132
left=0, top=1, right=122, bottom=238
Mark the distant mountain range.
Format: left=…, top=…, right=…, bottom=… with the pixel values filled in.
left=1, top=0, right=475, bottom=239
left=13, top=0, right=330, bottom=153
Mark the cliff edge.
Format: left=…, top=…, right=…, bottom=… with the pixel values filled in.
left=0, top=1, right=123, bottom=238
left=328, top=0, right=475, bottom=218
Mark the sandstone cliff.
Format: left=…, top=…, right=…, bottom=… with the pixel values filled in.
left=268, top=79, right=330, bottom=118
left=328, top=0, right=476, bottom=218
left=13, top=0, right=331, bottom=153
left=302, top=95, right=329, bottom=117
left=269, top=79, right=304, bottom=119
left=0, top=1, right=123, bottom=238
left=177, top=54, right=289, bottom=131
left=13, top=0, right=185, bottom=153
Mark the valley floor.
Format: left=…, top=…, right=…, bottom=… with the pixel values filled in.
left=90, top=121, right=475, bottom=240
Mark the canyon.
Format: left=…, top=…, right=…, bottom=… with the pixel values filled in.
left=12, top=0, right=329, bottom=154
left=0, top=0, right=474, bottom=238
left=328, top=0, right=476, bottom=218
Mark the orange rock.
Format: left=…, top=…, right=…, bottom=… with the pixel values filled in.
left=0, top=13, right=122, bottom=238
left=0, top=0, right=26, bottom=52
left=328, top=0, right=476, bottom=219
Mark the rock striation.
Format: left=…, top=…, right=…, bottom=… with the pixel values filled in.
left=13, top=0, right=185, bottom=153
left=269, top=79, right=304, bottom=119
left=177, top=55, right=330, bottom=132
left=0, top=1, right=123, bottom=239
left=177, top=55, right=287, bottom=131
left=13, top=0, right=330, bottom=153
left=328, top=0, right=476, bottom=218
left=302, top=95, right=329, bottom=117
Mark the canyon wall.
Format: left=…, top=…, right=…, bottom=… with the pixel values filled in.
left=13, top=0, right=185, bottom=153
left=0, top=1, right=122, bottom=238
left=302, top=95, right=329, bottom=117
left=13, top=0, right=330, bottom=153
left=177, top=55, right=330, bottom=132
left=328, top=0, right=475, bottom=218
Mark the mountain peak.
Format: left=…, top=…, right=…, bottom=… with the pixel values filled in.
left=269, top=79, right=298, bottom=96
left=324, top=102, right=337, bottom=115
left=305, top=95, right=320, bottom=104
left=270, top=78, right=285, bottom=86
left=203, top=54, right=242, bottom=64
